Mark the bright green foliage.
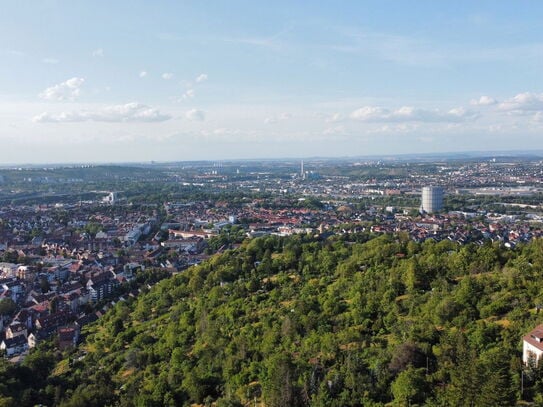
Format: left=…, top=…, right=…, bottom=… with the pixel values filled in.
left=5, top=234, right=543, bottom=406
left=391, top=366, right=427, bottom=406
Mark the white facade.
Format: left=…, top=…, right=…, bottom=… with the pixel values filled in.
left=421, top=186, right=444, bottom=213
left=103, top=192, right=118, bottom=205
left=523, top=325, right=543, bottom=366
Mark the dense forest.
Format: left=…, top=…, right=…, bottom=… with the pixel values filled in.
left=4, top=233, right=543, bottom=406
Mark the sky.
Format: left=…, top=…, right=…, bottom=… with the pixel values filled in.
left=1, top=1, right=543, bottom=164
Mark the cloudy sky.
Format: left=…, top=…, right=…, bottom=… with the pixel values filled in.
left=2, top=1, right=543, bottom=164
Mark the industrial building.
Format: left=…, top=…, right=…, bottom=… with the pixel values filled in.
left=421, top=186, right=444, bottom=213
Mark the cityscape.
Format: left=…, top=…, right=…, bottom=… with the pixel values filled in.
left=0, top=156, right=542, bottom=401
left=3, top=1, right=543, bottom=406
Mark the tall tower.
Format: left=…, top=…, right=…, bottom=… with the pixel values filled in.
left=300, top=160, right=304, bottom=179
left=421, top=186, right=443, bottom=213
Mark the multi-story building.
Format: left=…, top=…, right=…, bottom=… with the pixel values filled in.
left=421, top=186, right=444, bottom=213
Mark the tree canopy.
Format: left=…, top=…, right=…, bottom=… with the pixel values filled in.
left=3, top=233, right=543, bottom=405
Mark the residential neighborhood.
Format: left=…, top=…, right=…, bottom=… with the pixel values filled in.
left=2, top=158, right=543, bottom=360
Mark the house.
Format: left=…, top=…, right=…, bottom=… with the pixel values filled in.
left=62, top=292, right=81, bottom=313
left=27, top=328, right=56, bottom=349
left=75, top=312, right=99, bottom=327
left=1, top=279, right=23, bottom=301
left=35, top=310, right=72, bottom=331
left=5, top=322, right=27, bottom=339
left=1, top=335, right=28, bottom=356
left=0, top=263, right=18, bottom=278
left=523, top=325, right=543, bottom=366
left=168, top=229, right=216, bottom=239
left=95, top=231, right=108, bottom=240
left=14, top=309, right=33, bottom=330
left=86, top=272, right=118, bottom=302
left=16, top=265, right=32, bottom=281
left=161, top=237, right=206, bottom=253
left=58, top=325, right=80, bottom=350
left=27, top=332, right=38, bottom=349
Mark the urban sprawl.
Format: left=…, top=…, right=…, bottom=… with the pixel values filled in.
left=0, top=156, right=542, bottom=359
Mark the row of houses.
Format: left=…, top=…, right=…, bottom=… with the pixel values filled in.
left=0, top=265, right=123, bottom=357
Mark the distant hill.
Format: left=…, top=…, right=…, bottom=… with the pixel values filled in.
left=0, top=165, right=166, bottom=182
left=3, top=149, right=543, bottom=169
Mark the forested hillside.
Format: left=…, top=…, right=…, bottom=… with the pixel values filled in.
left=4, top=233, right=543, bottom=406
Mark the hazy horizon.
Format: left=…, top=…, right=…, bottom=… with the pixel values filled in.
left=2, top=148, right=543, bottom=168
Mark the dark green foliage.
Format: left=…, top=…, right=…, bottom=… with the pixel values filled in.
left=0, top=299, right=16, bottom=316
left=0, top=348, right=57, bottom=407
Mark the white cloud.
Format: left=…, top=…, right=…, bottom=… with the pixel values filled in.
left=195, top=73, right=208, bottom=83
left=279, top=112, right=292, bottom=120
left=369, top=123, right=421, bottom=134
left=470, top=95, right=497, bottom=106
left=185, top=109, right=205, bottom=121
left=326, top=112, right=344, bottom=123
left=182, top=89, right=195, bottom=99
left=92, top=48, right=104, bottom=57
left=349, top=106, right=389, bottom=121
left=264, top=112, right=292, bottom=124
left=33, top=102, right=171, bottom=123
left=139, top=71, right=147, bottom=78
left=447, top=107, right=476, bottom=119
left=42, top=57, right=59, bottom=64
left=162, top=72, right=174, bottom=80
left=350, top=105, right=478, bottom=123
left=39, top=77, right=85, bottom=101
left=322, top=125, right=347, bottom=136
left=498, top=92, right=543, bottom=112
left=0, top=49, right=25, bottom=57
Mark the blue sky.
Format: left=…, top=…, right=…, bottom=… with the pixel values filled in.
left=1, top=1, right=543, bottom=163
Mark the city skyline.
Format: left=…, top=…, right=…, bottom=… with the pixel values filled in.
left=2, top=1, right=543, bottom=163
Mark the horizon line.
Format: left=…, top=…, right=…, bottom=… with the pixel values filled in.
left=1, top=148, right=543, bottom=168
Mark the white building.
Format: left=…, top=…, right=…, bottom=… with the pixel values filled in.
left=0, top=263, right=18, bottom=278
left=103, top=192, right=118, bottom=205
left=523, top=325, right=543, bottom=366
left=421, top=186, right=444, bottom=213
left=124, top=223, right=150, bottom=246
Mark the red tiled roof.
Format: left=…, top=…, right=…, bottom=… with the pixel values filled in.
left=524, top=334, right=543, bottom=352
left=524, top=325, right=543, bottom=351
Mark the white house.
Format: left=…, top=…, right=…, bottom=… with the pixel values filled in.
left=27, top=333, right=38, bottom=349
left=523, top=325, right=543, bottom=366
left=1, top=335, right=28, bottom=356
